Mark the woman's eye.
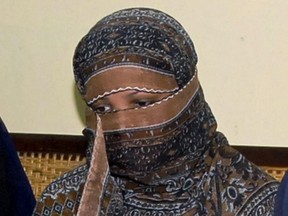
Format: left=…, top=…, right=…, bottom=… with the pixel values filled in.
left=92, top=105, right=112, bottom=114
left=135, top=100, right=155, bottom=107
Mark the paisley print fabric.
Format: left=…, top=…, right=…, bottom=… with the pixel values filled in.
left=33, top=8, right=279, bottom=216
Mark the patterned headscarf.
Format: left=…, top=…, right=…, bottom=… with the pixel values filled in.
left=73, top=8, right=197, bottom=95
left=33, top=8, right=278, bottom=216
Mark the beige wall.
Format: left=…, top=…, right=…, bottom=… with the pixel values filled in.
left=1, top=0, right=288, bottom=147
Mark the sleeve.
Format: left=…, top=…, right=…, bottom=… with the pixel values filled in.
left=274, top=171, right=288, bottom=216
left=0, top=117, right=36, bottom=216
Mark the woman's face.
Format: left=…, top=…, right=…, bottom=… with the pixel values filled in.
left=84, top=66, right=179, bottom=114
left=83, top=66, right=178, bottom=104
left=83, top=65, right=200, bottom=135
left=84, top=66, right=181, bottom=131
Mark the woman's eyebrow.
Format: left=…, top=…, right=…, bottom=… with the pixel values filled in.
left=126, top=91, right=157, bottom=99
left=127, top=91, right=141, bottom=96
left=92, top=97, right=109, bottom=105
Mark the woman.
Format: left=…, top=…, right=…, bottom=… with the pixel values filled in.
left=33, top=8, right=279, bottom=215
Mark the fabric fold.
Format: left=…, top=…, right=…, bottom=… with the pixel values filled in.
left=77, top=115, right=109, bottom=215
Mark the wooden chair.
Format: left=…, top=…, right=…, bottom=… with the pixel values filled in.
left=12, top=133, right=288, bottom=199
